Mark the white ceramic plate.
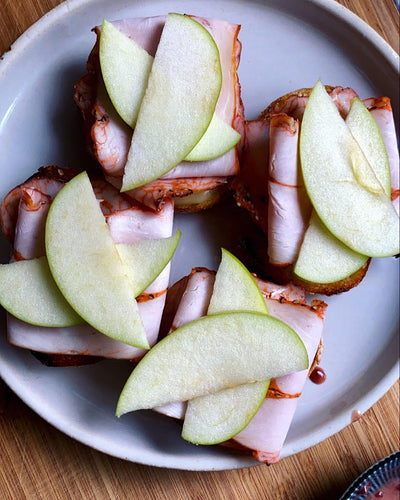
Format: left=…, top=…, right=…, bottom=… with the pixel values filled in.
left=0, top=0, right=398, bottom=471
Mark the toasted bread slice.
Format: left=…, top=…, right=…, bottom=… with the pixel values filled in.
left=234, top=86, right=372, bottom=295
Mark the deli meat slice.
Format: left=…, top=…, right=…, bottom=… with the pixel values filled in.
left=267, top=113, right=312, bottom=266
left=243, top=87, right=358, bottom=270
left=234, top=87, right=398, bottom=293
left=2, top=167, right=174, bottom=361
left=154, top=267, right=216, bottom=419
left=363, top=96, right=400, bottom=214
left=74, top=15, right=244, bottom=210
left=232, top=297, right=326, bottom=464
left=155, top=266, right=327, bottom=463
left=232, top=119, right=270, bottom=234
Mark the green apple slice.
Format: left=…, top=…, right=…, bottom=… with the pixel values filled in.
left=116, top=311, right=307, bottom=415
left=0, top=233, right=180, bottom=329
left=115, top=229, right=181, bottom=296
left=182, top=382, right=268, bottom=445
left=45, top=171, right=148, bottom=348
left=346, top=97, right=391, bottom=196
left=295, top=92, right=394, bottom=283
left=99, top=19, right=153, bottom=128
left=208, top=249, right=268, bottom=315
left=100, top=19, right=238, bottom=162
left=121, top=13, right=222, bottom=191
left=300, top=80, right=399, bottom=257
left=0, top=257, right=83, bottom=327
left=182, top=249, right=269, bottom=445
left=294, top=211, right=368, bottom=284
left=184, top=114, right=241, bottom=162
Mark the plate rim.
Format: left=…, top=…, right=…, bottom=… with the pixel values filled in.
left=1, top=0, right=399, bottom=71
left=0, top=0, right=399, bottom=471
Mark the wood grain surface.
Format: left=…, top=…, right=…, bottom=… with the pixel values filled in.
left=0, top=1, right=399, bottom=499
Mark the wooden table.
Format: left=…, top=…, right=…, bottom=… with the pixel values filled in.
left=0, top=1, right=398, bottom=499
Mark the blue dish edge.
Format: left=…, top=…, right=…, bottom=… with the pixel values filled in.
left=340, top=451, right=400, bottom=500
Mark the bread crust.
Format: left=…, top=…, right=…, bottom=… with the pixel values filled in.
left=308, top=337, right=324, bottom=377
left=250, top=86, right=371, bottom=295
left=174, top=185, right=228, bottom=213
left=251, top=257, right=371, bottom=296
left=259, top=86, right=335, bottom=121
left=292, top=259, right=371, bottom=296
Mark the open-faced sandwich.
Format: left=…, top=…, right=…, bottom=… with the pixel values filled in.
left=147, top=255, right=327, bottom=464
left=233, top=83, right=400, bottom=294
left=74, top=14, right=244, bottom=212
left=0, top=11, right=398, bottom=466
left=0, top=166, right=177, bottom=366
left=0, top=166, right=327, bottom=465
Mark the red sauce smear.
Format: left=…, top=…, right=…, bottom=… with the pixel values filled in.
left=266, top=379, right=300, bottom=399
left=268, top=177, right=301, bottom=189
left=13, top=250, right=25, bottom=261
left=136, top=289, right=166, bottom=303
left=367, top=480, right=400, bottom=499
left=309, top=366, right=326, bottom=384
left=351, top=410, right=362, bottom=423
left=358, top=482, right=371, bottom=495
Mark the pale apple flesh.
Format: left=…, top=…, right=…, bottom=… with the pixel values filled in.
left=346, top=97, right=391, bottom=196
left=363, top=96, right=400, bottom=214
left=6, top=185, right=176, bottom=359
left=154, top=266, right=326, bottom=461
left=300, top=80, right=399, bottom=258
left=182, top=249, right=270, bottom=445
left=294, top=211, right=369, bottom=284
left=0, top=257, right=83, bottom=327
left=121, top=13, right=222, bottom=190
left=99, top=19, right=153, bottom=128
left=100, top=19, right=240, bottom=163
left=295, top=92, right=394, bottom=283
left=182, top=381, right=269, bottom=445
left=74, top=15, right=243, bottom=212
left=116, top=311, right=307, bottom=416
left=207, top=249, right=268, bottom=315
left=1, top=233, right=181, bottom=330
left=295, top=94, right=393, bottom=283
left=232, top=297, right=326, bottom=463
left=45, top=171, right=148, bottom=349
left=115, top=230, right=181, bottom=297
left=184, top=114, right=241, bottom=162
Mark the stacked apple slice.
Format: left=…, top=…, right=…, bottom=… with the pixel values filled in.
left=99, top=19, right=153, bottom=128
left=99, top=14, right=241, bottom=190
left=182, top=250, right=270, bottom=445
left=0, top=257, right=83, bottom=328
left=0, top=171, right=181, bottom=348
left=294, top=81, right=399, bottom=285
left=117, top=250, right=308, bottom=445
